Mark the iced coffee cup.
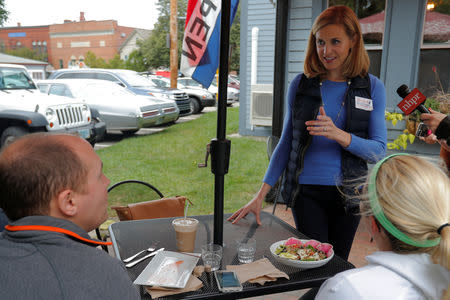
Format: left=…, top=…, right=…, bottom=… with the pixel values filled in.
left=172, top=217, right=199, bottom=252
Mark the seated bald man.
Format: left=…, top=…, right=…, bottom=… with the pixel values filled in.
left=0, top=133, right=140, bottom=299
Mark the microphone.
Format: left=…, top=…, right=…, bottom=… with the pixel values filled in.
left=396, top=84, right=430, bottom=115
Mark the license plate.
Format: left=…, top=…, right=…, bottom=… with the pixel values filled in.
left=78, top=129, right=90, bottom=139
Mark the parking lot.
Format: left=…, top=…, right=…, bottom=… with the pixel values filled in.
left=94, top=105, right=219, bottom=151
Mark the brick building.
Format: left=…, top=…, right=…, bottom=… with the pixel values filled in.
left=0, top=12, right=140, bottom=70
left=0, top=24, right=50, bottom=58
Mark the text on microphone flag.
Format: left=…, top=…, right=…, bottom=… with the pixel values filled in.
left=397, top=88, right=427, bottom=115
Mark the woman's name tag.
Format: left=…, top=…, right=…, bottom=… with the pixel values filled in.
left=355, top=96, right=373, bottom=111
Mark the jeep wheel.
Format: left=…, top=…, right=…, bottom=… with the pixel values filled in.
left=1, top=126, right=29, bottom=148
left=189, top=97, right=201, bottom=114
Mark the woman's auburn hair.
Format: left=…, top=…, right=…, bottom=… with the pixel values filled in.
left=304, top=5, right=370, bottom=79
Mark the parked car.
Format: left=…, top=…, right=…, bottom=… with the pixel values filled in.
left=0, top=64, right=103, bottom=147
left=227, top=75, right=240, bottom=90
left=144, top=75, right=216, bottom=114
left=178, top=76, right=239, bottom=105
left=37, top=79, right=179, bottom=134
left=48, top=68, right=192, bottom=116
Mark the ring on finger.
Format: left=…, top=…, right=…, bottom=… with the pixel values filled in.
left=323, top=127, right=327, bottom=132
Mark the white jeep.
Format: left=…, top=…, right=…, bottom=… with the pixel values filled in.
left=0, top=64, right=101, bottom=147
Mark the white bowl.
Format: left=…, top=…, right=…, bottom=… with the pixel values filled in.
left=269, top=239, right=334, bottom=269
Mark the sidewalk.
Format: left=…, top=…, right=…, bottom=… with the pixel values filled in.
left=243, top=204, right=378, bottom=300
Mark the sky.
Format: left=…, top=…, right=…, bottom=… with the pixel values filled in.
left=3, top=0, right=160, bottom=30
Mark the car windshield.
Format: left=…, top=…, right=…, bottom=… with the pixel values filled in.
left=151, top=78, right=170, bottom=88
left=0, top=67, right=37, bottom=90
left=75, top=83, right=135, bottom=98
left=118, top=71, right=157, bottom=88
left=180, top=78, right=203, bottom=88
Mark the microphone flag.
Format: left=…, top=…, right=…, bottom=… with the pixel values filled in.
left=397, top=88, right=427, bottom=115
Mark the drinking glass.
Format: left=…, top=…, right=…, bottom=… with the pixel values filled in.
left=201, top=243, right=222, bottom=271
left=237, top=238, right=256, bottom=263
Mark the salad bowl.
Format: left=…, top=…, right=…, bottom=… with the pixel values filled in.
left=269, top=238, right=334, bottom=269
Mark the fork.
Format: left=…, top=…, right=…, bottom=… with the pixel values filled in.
left=122, top=247, right=156, bottom=263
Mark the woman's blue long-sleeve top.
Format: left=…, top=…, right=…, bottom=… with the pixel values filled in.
left=263, top=73, right=387, bottom=187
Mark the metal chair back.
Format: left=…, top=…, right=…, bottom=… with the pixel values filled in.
left=96, top=180, right=164, bottom=252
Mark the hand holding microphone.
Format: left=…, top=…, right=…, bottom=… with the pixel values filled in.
left=419, top=108, right=447, bottom=134
left=396, top=84, right=449, bottom=141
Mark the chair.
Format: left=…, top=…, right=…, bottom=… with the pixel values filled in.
left=95, top=180, right=165, bottom=252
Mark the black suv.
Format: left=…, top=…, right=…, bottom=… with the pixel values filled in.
left=49, top=68, right=192, bottom=116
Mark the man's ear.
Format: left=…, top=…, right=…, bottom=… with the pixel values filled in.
left=55, top=189, right=77, bottom=217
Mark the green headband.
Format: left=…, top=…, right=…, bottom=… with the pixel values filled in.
left=368, top=153, right=441, bottom=248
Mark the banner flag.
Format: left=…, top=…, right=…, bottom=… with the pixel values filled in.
left=180, top=0, right=239, bottom=88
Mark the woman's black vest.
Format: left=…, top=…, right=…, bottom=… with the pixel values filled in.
left=281, top=74, right=372, bottom=212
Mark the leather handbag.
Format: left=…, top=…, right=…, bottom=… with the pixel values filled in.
left=111, top=196, right=189, bottom=221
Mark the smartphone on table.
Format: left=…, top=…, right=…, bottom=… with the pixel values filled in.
left=214, top=270, right=243, bottom=292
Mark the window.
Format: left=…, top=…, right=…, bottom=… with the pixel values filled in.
left=59, top=59, right=64, bottom=69
left=49, top=84, right=73, bottom=97
left=31, top=72, right=43, bottom=80
left=96, top=73, right=120, bottom=82
left=58, top=72, right=94, bottom=79
left=37, top=83, right=49, bottom=93
left=417, top=1, right=450, bottom=97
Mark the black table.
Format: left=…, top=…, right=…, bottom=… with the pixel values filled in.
left=109, top=211, right=354, bottom=299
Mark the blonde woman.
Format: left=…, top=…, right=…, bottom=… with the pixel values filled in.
left=316, top=154, right=450, bottom=299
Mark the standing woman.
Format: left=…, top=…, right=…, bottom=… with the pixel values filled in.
left=228, top=5, right=387, bottom=260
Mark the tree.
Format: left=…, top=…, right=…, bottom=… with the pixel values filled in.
left=328, top=0, right=385, bottom=18
left=139, top=0, right=188, bottom=70
left=0, top=0, right=8, bottom=26
left=125, top=49, right=147, bottom=72
left=433, top=0, right=450, bottom=14
left=229, top=6, right=240, bottom=73
left=84, top=51, right=108, bottom=68
left=138, top=0, right=240, bottom=73
left=108, top=54, right=125, bottom=69
left=5, top=47, right=47, bottom=62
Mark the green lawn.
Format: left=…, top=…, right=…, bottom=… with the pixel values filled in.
left=98, top=107, right=269, bottom=217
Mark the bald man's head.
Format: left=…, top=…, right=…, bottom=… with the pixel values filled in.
left=0, top=133, right=89, bottom=221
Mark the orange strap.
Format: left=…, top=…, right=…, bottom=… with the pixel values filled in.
left=5, top=225, right=112, bottom=246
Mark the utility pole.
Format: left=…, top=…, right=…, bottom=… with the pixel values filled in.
left=170, top=0, right=178, bottom=88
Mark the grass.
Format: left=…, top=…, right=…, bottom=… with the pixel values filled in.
left=98, top=107, right=269, bottom=218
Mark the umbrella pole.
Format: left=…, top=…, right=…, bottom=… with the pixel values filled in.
left=211, top=0, right=232, bottom=247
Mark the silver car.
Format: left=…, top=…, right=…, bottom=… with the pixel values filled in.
left=37, top=79, right=180, bottom=134
left=145, top=75, right=216, bottom=114
left=178, top=77, right=239, bottom=106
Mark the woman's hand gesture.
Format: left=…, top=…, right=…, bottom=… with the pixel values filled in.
left=305, top=106, right=352, bottom=147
